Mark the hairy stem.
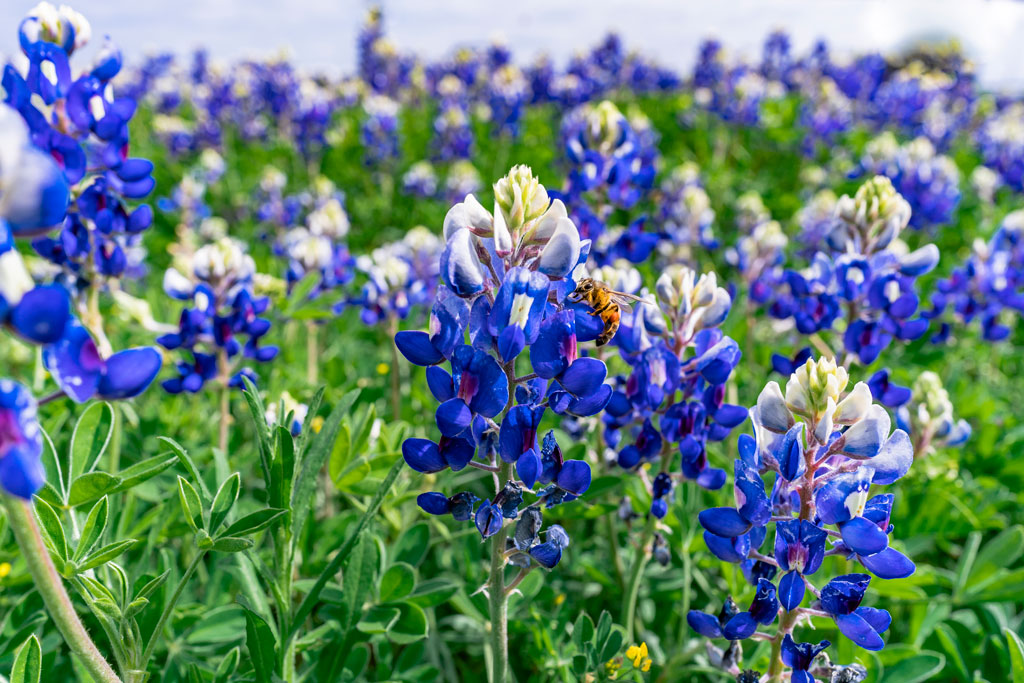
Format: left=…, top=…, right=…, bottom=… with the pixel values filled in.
left=488, top=461, right=512, bottom=683
left=2, top=495, right=121, bottom=683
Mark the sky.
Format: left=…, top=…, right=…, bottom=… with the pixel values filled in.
left=2, top=0, right=1024, bottom=90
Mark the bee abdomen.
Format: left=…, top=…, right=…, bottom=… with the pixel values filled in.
left=597, top=318, right=620, bottom=346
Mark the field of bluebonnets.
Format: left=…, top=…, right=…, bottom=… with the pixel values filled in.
left=4, top=3, right=1024, bottom=682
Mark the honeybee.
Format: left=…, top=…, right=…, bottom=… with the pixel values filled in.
left=567, top=278, right=652, bottom=346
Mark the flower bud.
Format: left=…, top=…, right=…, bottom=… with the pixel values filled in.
left=493, top=165, right=549, bottom=232
left=785, top=357, right=848, bottom=419
left=834, top=176, right=911, bottom=252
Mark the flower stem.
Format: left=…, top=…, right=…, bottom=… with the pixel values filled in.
left=388, top=316, right=401, bottom=421
left=488, top=461, right=512, bottom=683
left=1, top=495, right=121, bottom=683
left=623, top=515, right=655, bottom=643
left=139, top=549, right=207, bottom=669
left=306, top=321, right=319, bottom=386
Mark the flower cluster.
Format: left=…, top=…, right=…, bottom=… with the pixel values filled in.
left=654, top=163, right=718, bottom=255
left=689, top=357, right=916, bottom=678
left=159, top=237, right=278, bottom=393
left=558, top=100, right=659, bottom=262
left=350, top=226, right=443, bottom=326
left=976, top=102, right=1024, bottom=193
left=929, top=209, right=1024, bottom=342
left=397, top=165, right=602, bottom=575
left=896, top=371, right=970, bottom=457
left=6, top=3, right=156, bottom=296
left=760, top=176, right=939, bottom=364
left=361, top=95, right=401, bottom=168
left=602, top=265, right=746, bottom=514
left=860, top=133, right=961, bottom=229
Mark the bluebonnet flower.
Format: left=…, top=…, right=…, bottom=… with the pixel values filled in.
left=761, top=177, right=938, bottom=364
left=976, top=102, right=1024, bottom=193
left=798, top=78, right=853, bottom=155
left=865, top=368, right=911, bottom=408
left=795, top=189, right=838, bottom=255
left=655, top=163, right=718, bottom=256
left=929, top=209, right=1024, bottom=342
left=860, top=133, right=961, bottom=229
left=159, top=237, right=278, bottom=393
left=397, top=166, right=599, bottom=590
left=361, top=95, right=401, bottom=168
left=357, top=7, right=416, bottom=97
left=402, top=161, right=439, bottom=198
left=896, top=371, right=970, bottom=457
left=443, top=160, right=482, bottom=205
left=689, top=357, right=917, bottom=677
left=432, top=98, right=474, bottom=161
left=558, top=100, right=659, bottom=261
left=351, top=226, right=442, bottom=326
left=602, top=265, right=745, bottom=519
left=6, top=4, right=156, bottom=302
left=0, top=380, right=45, bottom=499
left=871, top=61, right=973, bottom=147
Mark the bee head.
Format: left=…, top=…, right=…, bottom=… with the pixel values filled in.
left=568, top=278, right=593, bottom=302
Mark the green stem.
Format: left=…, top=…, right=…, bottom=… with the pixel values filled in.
left=2, top=495, right=121, bottom=683
left=215, top=351, right=231, bottom=484
left=139, top=550, right=207, bottom=668
left=488, top=461, right=512, bottom=683
left=388, top=316, right=401, bottom=421
left=306, top=322, right=319, bottom=386
left=605, top=512, right=625, bottom=592
left=70, top=576, right=130, bottom=677
left=623, top=515, right=655, bottom=644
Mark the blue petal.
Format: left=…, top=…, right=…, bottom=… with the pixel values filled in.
left=835, top=612, right=885, bottom=651
left=839, top=517, right=889, bottom=556
left=9, top=285, right=70, bottom=344
left=436, top=398, right=473, bottom=438
left=779, top=570, right=805, bottom=611
left=474, top=500, right=503, bottom=539
left=416, top=492, right=451, bottom=516
left=686, top=611, right=724, bottom=639
left=402, top=438, right=446, bottom=473
left=559, top=357, right=607, bottom=397
left=394, top=331, right=443, bottom=366
left=497, top=325, right=525, bottom=362
left=869, top=430, right=913, bottom=485
left=516, top=448, right=541, bottom=489
left=855, top=606, right=891, bottom=635
left=698, top=507, right=750, bottom=538
left=858, top=547, right=915, bottom=579
left=425, top=366, right=454, bottom=402
left=0, top=444, right=45, bottom=499
left=528, top=541, right=562, bottom=569
left=97, top=347, right=161, bottom=399
left=555, top=460, right=591, bottom=496
left=722, top=612, right=757, bottom=640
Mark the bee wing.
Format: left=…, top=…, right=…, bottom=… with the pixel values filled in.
left=608, top=291, right=655, bottom=307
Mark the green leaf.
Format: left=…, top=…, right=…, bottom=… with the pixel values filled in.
left=78, top=540, right=137, bottom=572
left=240, top=377, right=274, bottom=489
left=74, top=496, right=108, bottom=562
left=242, top=606, right=277, bottom=683
left=68, top=472, right=122, bottom=507
left=970, top=526, right=1024, bottom=586
left=286, top=456, right=403, bottom=643
left=595, top=610, right=613, bottom=652
left=379, top=562, right=416, bottom=602
left=407, top=578, right=458, bottom=608
left=212, top=537, right=254, bottom=553
left=108, top=453, right=178, bottom=495
left=159, top=437, right=212, bottom=500
left=213, top=646, right=240, bottom=683
left=387, top=603, right=428, bottom=644
left=394, top=523, right=430, bottom=567
left=933, top=623, right=970, bottom=682
left=209, top=473, right=241, bottom=532
left=573, top=613, right=595, bottom=652
left=10, top=634, right=41, bottom=683
left=32, top=496, right=67, bottom=560
left=177, top=476, right=204, bottom=532
left=599, top=629, right=624, bottom=664
left=1006, top=629, right=1024, bottom=682
left=221, top=508, right=286, bottom=538
left=883, top=653, right=946, bottom=683
left=357, top=606, right=400, bottom=634
left=291, top=388, right=361, bottom=540
left=285, top=273, right=321, bottom=313
left=69, top=402, right=114, bottom=480
left=341, top=536, right=380, bottom=635
left=134, top=570, right=171, bottom=602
